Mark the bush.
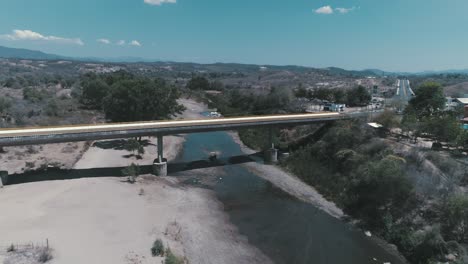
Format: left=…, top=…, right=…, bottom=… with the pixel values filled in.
left=122, top=163, right=140, bottom=183
left=165, top=248, right=184, bottom=264
left=151, top=239, right=164, bottom=257
left=23, top=87, right=49, bottom=102
left=37, top=247, right=53, bottom=263
left=6, top=244, right=15, bottom=252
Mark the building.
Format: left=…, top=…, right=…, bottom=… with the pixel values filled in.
left=446, top=97, right=459, bottom=111
left=324, top=103, right=345, bottom=112
left=455, top=98, right=468, bottom=106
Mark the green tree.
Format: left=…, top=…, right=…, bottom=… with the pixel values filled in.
left=80, top=77, right=109, bottom=109
left=122, top=163, right=140, bottom=183
left=103, top=78, right=184, bottom=122
left=374, top=110, right=399, bottom=128
left=295, top=84, right=308, bottom=98
left=442, top=195, right=468, bottom=242
left=333, top=89, right=347, bottom=104
left=151, top=239, right=165, bottom=257
left=210, top=80, right=224, bottom=91
left=125, top=139, right=145, bottom=157
left=410, top=227, right=448, bottom=264
left=312, top=87, right=334, bottom=101
left=45, top=99, right=60, bottom=117
left=406, top=82, right=445, bottom=118
left=346, top=156, right=414, bottom=229
left=23, top=87, right=49, bottom=102
left=186, top=76, right=210, bottom=90
left=420, top=113, right=462, bottom=143
left=0, top=97, right=11, bottom=114
left=164, top=248, right=184, bottom=264
left=346, top=85, right=371, bottom=106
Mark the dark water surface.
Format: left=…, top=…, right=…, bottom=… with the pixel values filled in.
left=177, top=131, right=404, bottom=264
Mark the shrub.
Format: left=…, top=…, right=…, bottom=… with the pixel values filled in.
left=25, top=161, right=36, bottom=170
left=37, top=247, right=53, bottom=263
left=6, top=244, right=15, bottom=252
left=122, top=163, right=140, bottom=183
left=165, top=248, right=184, bottom=264
left=151, top=239, right=164, bottom=257
left=26, top=146, right=39, bottom=154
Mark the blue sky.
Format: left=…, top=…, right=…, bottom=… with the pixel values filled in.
left=0, top=0, right=467, bottom=72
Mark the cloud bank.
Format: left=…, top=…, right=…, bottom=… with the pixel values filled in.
left=315, top=6, right=333, bottom=14
left=99, top=39, right=142, bottom=47
left=144, top=0, right=176, bottom=6
left=130, top=40, right=142, bottom=47
left=97, top=38, right=111, bottom=44
left=0, top=29, right=84, bottom=45
left=314, top=6, right=357, bottom=15
left=336, top=7, right=356, bottom=14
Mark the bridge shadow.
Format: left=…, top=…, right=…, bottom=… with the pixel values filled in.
left=5, top=152, right=264, bottom=185
left=93, top=139, right=154, bottom=150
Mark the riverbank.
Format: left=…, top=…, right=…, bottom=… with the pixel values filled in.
left=228, top=131, right=344, bottom=219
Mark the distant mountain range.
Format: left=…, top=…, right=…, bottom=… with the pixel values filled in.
left=1, top=45, right=468, bottom=76
left=0, top=45, right=154, bottom=63
left=0, top=45, right=62, bottom=60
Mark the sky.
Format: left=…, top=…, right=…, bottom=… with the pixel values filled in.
left=0, top=0, right=467, bottom=72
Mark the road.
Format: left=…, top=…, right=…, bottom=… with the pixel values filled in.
left=396, top=79, right=415, bottom=102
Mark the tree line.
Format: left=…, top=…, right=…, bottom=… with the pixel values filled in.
left=295, top=84, right=372, bottom=107
left=80, top=71, right=185, bottom=122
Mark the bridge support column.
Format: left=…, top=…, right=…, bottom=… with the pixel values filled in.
left=264, top=148, right=278, bottom=164
left=0, top=171, right=8, bottom=188
left=153, top=135, right=167, bottom=176
left=264, top=128, right=278, bottom=164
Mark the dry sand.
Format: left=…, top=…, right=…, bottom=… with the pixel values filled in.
left=0, top=175, right=272, bottom=264
left=0, top=142, right=88, bottom=175
left=73, top=135, right=184, bottom=169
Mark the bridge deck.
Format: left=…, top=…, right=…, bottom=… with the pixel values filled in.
left=0, top=113, right=344, bottom=146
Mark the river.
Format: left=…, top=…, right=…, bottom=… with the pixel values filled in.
left=176, top=130, right=405, bottom=264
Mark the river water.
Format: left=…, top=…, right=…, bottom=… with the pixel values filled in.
left=177, top=130, right=405, bottom=264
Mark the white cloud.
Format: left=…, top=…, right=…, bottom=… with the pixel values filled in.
left=315, top=6, right=333, bottom=14
left=144, top=0, right=176, bottom=6
left=0, top=29, right=84, bottom=45
left=335, top=7, right=356, bottom=14
left=130, top=40, right=142, bottom=47
left=116, top=40, right=126, bottom=46
left=97, top=38, right=111, bottom=44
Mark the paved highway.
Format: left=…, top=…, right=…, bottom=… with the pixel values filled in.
left=0, top=113, right=345, bottom=147
left=396, top=79, right=415, bottom=102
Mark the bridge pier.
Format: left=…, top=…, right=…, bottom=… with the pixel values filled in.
left=264, top=147, right=278, bottom=164
left=153, top=135, right=167, bottom=176
left=0, top=171, right=8, bottom=187
left=264, top=128, right=278, bottom=164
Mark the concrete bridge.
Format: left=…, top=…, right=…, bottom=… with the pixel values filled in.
left=0, top=113, right=346, bottom=176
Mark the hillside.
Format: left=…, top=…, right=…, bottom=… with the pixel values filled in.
left=444, top=81, right=468, bottom=97
left=0, top=45, right=61, bottom=60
